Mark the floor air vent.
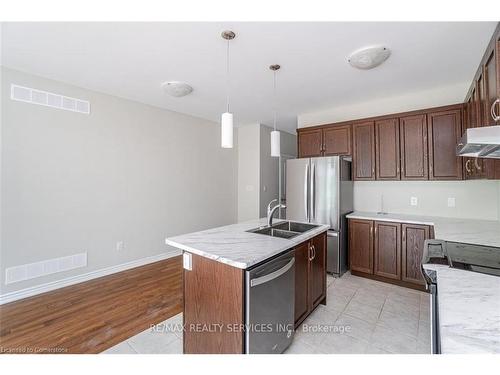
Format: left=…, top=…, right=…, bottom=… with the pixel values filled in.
left=10, top=84, right=90, bottom=114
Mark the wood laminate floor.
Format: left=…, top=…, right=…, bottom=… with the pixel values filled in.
left=0, top=256, right=183, bottom=354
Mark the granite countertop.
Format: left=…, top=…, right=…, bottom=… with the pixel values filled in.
left=423, top=264, right=500, bottom=354
left=346, top=211, right=500, bottom=248
left=165, top=218, right=329, bottom=269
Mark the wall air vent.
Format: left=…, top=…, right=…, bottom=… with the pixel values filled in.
left=10, top=84, right=91, bottom=114
left=5, top=252, right=88, bottom=284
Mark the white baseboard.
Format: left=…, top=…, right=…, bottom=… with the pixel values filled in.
left=0, top=250, right=182, bottom=305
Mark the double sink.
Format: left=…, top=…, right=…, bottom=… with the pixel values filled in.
left=247, top=221, right=319, bottom=239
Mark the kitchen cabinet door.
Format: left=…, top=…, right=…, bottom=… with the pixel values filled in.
left=294, top=241, right=310, bottom=326
left=402, top=224, right=430, bottom=286
left=298, top=129, right=322, bottom=158
left=352, top=121, right=376, bottom=180
left=373, top=221, right=401, bottom=280
left=349, top=219, right=373, bottom=274
left=323, top=124, right=352, bottom=156
left=309, top=233, right=326, bottom=310
left=428, top=109, right=463, bottom=180
left=375, top=118, right=400, bottom=180
left=484, top=46, right=498, bottom=126
left=400, top=114, right=429, bottom=180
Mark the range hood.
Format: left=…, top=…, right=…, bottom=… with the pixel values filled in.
left=457, top=126, right=500, bottom=159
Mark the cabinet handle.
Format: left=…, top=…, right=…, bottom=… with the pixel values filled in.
left=491, top=98, right=500, bottom=121
left=312, top=245, right=316, bottom=260
left=465, top=159, right=472, bottom=173
left=308, top=245, right=313, bottom=261
left=474, top=159, right=482, bottom=171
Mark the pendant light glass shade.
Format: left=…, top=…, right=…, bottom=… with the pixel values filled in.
left=271, top=130, right=281, bottom=157
left=221, top=112, right=234, bottom=148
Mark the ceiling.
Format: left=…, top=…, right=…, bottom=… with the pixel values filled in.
left=1, top=22, right=496, bottom=133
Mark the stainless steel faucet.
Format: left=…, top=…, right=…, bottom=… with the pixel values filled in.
left=267, top=199, right=286, bottom=227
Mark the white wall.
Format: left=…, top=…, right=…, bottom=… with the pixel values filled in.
left=237, top=124, right=297, bottom=221
left=297, top=82, right=468, bottom=127
left=1, top=67, right=238, bottom=294
left=237, top=124, right=260, bottom=222
left=258, top=125, right=297, bottom=217
left=354, top=181, right=499, bottom=220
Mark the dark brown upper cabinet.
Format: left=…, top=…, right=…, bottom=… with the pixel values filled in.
left=463, top=25, right=500, bottom=180
left=297, top=124, right=352, bottom=158
left=375, top=118, right=400, bottom=180
left=352, top=121, right=376, bottom=180
left=427, top=109, right=463, bottom=180
left=297, top=129, right=322, bottom=158
left=400, top=114, right=429, bottom=180
left=374, top=221, right=401, bottom=280
left=484, top=48, right=498, bottom=126
left=323, top=124, right=352, bottom=156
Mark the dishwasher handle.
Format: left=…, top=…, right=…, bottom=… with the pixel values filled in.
left=250, top=258, right=295, bottom=288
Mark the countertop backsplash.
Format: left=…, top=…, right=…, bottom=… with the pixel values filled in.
left=353, top=180, right=500, bottom=221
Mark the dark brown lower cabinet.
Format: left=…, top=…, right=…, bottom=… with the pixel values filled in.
left=349, top=219, right=374, bottom=274
left=294, top=242, right=310, bottom=326
left=349, top=219, right=432, bottom=290
left=183, top=253, right=244, bottom=354
left=402, top=224, right=431, bottom=285
left=309, top=233, right=327, bottom=308
left=374, top=221, right=401, bottom=280
left=294, top=232, right=327, bottom=327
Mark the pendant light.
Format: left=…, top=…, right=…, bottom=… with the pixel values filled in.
left=221, top=30, right=235, bottom=148
left=270, top=64, right=281, bottom=157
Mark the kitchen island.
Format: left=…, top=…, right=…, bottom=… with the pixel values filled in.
left=165, top=218, right=329, bottom=354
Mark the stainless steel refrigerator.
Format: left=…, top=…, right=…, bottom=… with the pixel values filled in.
left=285, top=156, right=353, bottom=275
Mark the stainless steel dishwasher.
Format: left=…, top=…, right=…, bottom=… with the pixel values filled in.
left=245, top=250, right=295, bottom=354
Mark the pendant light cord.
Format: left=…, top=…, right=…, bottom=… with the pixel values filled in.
left=273, top=70, right=277, bottom=131
left=226, top=39, right=230, bottom=113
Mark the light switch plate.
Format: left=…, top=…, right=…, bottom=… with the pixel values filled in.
left=183, top=252, right=192, bottom=271
left=410, top=197, right=418, bottom=206
left=447, top=197, right=456, bottom=207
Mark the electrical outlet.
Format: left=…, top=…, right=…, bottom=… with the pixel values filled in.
left=116, top=241, right=125, bottom=251
left=447, top=197, right=456, bottom=207
left=410, top=197, right=418, bottom=206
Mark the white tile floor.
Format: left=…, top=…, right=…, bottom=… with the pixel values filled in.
left=103, top=272, right=431, bottom=354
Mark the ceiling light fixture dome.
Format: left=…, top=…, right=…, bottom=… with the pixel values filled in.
left=162, top=81, right=193, bottom=97
left=348, top=46, right=391, bottom=70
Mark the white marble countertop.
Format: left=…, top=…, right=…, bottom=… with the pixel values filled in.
left=165, top=218, right=329, bottom=269
left=346, top=211, right=500, bottom=248
left=423, top=264, right=500, bottom=354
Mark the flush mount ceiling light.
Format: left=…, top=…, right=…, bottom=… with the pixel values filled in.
left=270, top=64, right=281, bottom=158
left=348, top=46, right=391, bottom=70
left=221, top=30, right=236, bottom=149
left=162, top=81, right=193, bottom=97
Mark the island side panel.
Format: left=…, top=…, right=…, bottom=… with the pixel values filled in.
left=183, top=253, right=245, bottom=354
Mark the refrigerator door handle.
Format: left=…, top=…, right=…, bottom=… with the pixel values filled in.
left=305, top=163, right=309, bottom=221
